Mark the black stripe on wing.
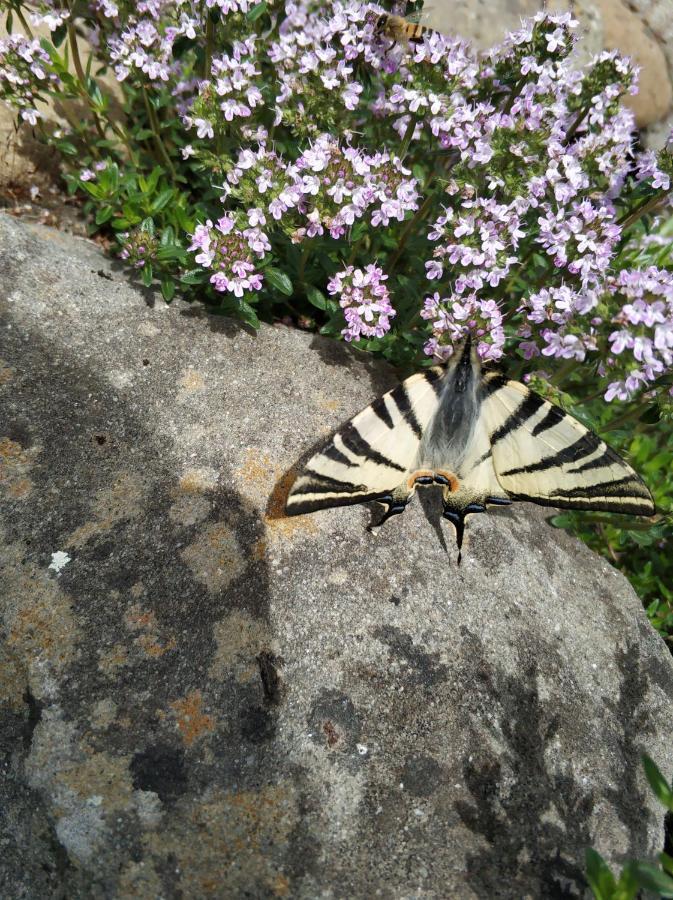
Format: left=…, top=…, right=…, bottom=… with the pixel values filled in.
left=339, top=421, right=406, bottom=473
left=489, top=392, right=546, bottom=445
left=532, top=406, right=564, bottom=436
left=510, top=490, right=654, bottom=516
left=390, top=384, right=423, bottom=438
left=481, top=373, right=509, bottom=397
left=499, top=433, right=601, bottom=477
left=286, top=490, right=392, bottom=516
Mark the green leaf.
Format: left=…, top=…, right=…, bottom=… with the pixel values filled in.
left=631, top=862, right=673, bottom=897
left=246, top=0, right=267, bottom=20
left=306, top=286, right=329, bottom=310
left=265, top=267, right=293, bottom=296
left=180, top=269, right=206, bottom=285
left=141, top=264, right=153, bottom=287
left=52, top=24, right=67, bottom=47
left=156, top=245, right=188, bottom=263
left=585, top=848, right=617, bottom=899
left=95, top=206, right=114, bottom=225
left=58, top=142, right=79, bottom=157
left=133, top=128, right=156, bottom=141
left=161, top=279, right=176, bottom=302
left=238, top=300, right=260, bottom=329
left=160, top=225, right=175, bottom=246
left=151, top=188, right=175, bottom=213
left=661, top=852, right=673, bottom=877
left=140, top=217, right=156, bottom=236
left=642, top=754, right=673, bottom=810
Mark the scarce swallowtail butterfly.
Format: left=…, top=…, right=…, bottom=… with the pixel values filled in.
left=286, top=336, right=654, bottom=559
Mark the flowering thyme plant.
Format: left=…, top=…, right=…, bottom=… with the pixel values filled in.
left=1, top=0, right=672, bottom=624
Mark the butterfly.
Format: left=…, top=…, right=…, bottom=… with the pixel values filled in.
left=285, top=336, right=654, bottom=559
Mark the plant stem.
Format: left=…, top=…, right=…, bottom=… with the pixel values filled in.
left=204, top=12, right=215, bottom=79
left=67, top=22, right=107, bottom=142
left=565, top=104, right=590, bottom=143
left=142, top=87, right=178, bottom=180
left=550, top=357, right=577, bottom=387
left=14, top=5, right=35, bottom=38
left=398, top=115, right=418, bottom=160
left=618, top=191, right=672, bottom=232
left=297, top=243, right=310, bottom=284
left=602, top=405, right=644, bottom=431
left=386, top=192, right=435, bottom=276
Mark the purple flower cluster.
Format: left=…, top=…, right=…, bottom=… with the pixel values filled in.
left=188, top=214, right=270, bottom=296
left=119, top=227, right=159, bottom=268
left=604, top=267, right=673, bottom=401
left=107, top=0, right=198, bottom=82
left=421, top=293, right=505, bottom=361
left=0, top=33, right=57, bottom=124
left=185, top=37, right=262, bottom=135
left=287, top=135, right=419, bottom=239
left=221, top=134, right=419, bottom=241
left=269, top=0, right=371, bottom=128
left=327, top=265, right=396, bottom=341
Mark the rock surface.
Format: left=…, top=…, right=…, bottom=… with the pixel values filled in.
left=1, top=212, right=673, bottom=899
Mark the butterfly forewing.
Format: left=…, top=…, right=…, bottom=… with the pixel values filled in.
left=286, top=368, right=444, bottom=515
left=482, top=377, right=655, bottom=515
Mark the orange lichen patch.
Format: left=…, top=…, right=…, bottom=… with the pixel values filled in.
left=123, top=603, right=177, bottom=659
left=66, top=473, right=145, bottom=548
left=236, top=448, right=274, bottom=490
left=98, top=642, right=130, bottom=674
left=177, top=467, right=218, bottom=494
left=142, top=784, right=296, bottom=897
left=7, top=477, right=32, bottom=498
left=178, top=370, right=206, bottom=391
left=251, top=538, right=267, bottom=561
left=270, top=874, right=291, bottom=897
left=315, top=396, right=342, bottom=413
left=209, top=610, right=272, bottom=681
left=0, top=361, right=14, bottom=386
left=124, top=604, right=157, bottom=632
left=180, top=521, right=246, bottom=592
left=0, top=438, right=37, bottom=500
left=59, top=751, right=134, bottom=812
left=265, top=511, right=318, bottom=540
left=170, top=691, right=215, bottom=746
left=136, top=633, right=177, bottom=659
left=4, top=557, right=81, bottom=680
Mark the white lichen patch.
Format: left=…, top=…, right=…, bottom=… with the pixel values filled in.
left=48, top=550, right=71, bottom=573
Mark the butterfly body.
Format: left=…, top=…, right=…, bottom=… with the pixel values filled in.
left=286, top=338, right=654, bottom=556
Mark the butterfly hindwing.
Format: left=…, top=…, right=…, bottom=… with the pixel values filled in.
left=286, top=368, right=444, bottom=515
left=481, top=375, right=655, bottom=516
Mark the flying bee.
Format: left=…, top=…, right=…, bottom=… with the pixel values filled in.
left=372, top=11, right=430, bottom=49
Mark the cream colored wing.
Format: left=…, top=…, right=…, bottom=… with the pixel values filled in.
left=286, top=368, right=444, bottom=515
left=481, top=374, right=654, bottom=515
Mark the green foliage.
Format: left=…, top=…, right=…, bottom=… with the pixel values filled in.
left=586, top=756, right=673, bottom=899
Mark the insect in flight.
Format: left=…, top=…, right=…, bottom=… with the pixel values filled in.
left=285, top=336, right=655, bottom=560
left=373, top=11, right=431, bottom=48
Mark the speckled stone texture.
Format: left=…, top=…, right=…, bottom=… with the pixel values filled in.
left=1, top=213, right=673, bottom=899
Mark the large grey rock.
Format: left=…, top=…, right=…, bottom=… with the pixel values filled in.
left=1, top=212, right=672, bottom=899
